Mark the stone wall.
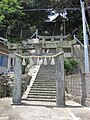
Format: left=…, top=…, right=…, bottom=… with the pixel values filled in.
left=72, top=45, right=90, bottom=73
left=0, top=76, right=11, bottom=97
left=65, top=73, right=90, bottom=106
left=65, top=74, right=82, bottom=96
left=0, top=74, right=31, bottom=98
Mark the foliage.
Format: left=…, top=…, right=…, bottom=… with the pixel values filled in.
left=64, top=59, right=78, bottom=75
left=0, top=0, right=24, bottom=40
left=0, top=0, right=89, bottom=42
left=75, top=25, right=83, bottom=43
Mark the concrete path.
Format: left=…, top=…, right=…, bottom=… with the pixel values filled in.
left=0, top=98, right=90, bottom=120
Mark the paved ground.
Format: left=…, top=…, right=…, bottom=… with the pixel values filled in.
left=0, top=98, right=90, bottom=120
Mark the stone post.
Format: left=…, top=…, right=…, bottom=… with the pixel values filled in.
left=12, top=55, right=22, bottom=104
left=7, top=56, right=11, bottom=71
left=56, top=53, right=65, bottom=107
left=35, top=43, right=42, bottom=55
left=51, top=38, right=54, bottom=41
left=12, top=58, right=15, bottom=66
left=56, top=42, right=62, bottom=53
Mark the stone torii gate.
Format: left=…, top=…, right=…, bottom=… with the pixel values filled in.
left=12, top=52, right=65, bottom=107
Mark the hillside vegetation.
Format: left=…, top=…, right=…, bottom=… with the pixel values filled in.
left=0, top=0, right=89, bottom=42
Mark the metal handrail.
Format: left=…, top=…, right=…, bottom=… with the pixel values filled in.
left=74, top=34, right=84, bottom=46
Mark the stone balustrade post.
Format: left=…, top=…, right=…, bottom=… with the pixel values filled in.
left=51, top=38, right=54, bottom=41
left=35, top=43, right=42, bottom=55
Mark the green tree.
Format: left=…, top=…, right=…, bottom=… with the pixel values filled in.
left=0, top=0, right=87, bottom=42
left=0, top=0, right=24, bottom=41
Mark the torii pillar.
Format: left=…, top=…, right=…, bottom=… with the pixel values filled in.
left=56, top=53, right=65, bottom=107
left=12, top=54, right=22, bottom=104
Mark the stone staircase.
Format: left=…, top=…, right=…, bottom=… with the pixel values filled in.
left=26, top=64, right=56, bottom=102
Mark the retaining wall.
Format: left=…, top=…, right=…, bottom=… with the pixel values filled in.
left=0, top=74, right=31, bottom=98
left=65, top=73, right=90, bottom=106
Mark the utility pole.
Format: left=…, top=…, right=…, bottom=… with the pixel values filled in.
left=80, top=0, right=89, bottom=73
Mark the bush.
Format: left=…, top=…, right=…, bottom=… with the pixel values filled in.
left=64, top=59, right=78, bottom=75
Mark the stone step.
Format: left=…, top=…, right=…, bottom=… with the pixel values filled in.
left=26, top=98, right=56, bottom=102
left=31, top=86, right=56, bottom=89
left=27, top=96, right=56, bottom=100
left=36, top=76, right=56, bottom=78
left=26, top=64, right=57, bottom=103
left=28, top=92, right=56, bottom=96
left=30, top=89, right=56, bottom=93
left=38, top=72, right=56, bottom=74
left=32, top=86, right=56, bottom=88
left=29, top=90, right=56, bottom=94
left=28, top=95, right=56, bottom=99
left=32, top=84, right=56, bottom=87
left=31, top=87, right=56, bottom=91
left=35, top=79, right=56, bottom=82
left=33, top=82, right=56, bottom=85
left=35, top=78, right=56, bottom=80
left=35, top=79, right=56, bottom=83
left=37, top=72, right=55, bottom=74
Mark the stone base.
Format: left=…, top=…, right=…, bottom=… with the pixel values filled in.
left=66, top=93, right=90, bottom=107
left=81, top=97, right=90, bottom=107
left=11, top=101, right=22, bottom=105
